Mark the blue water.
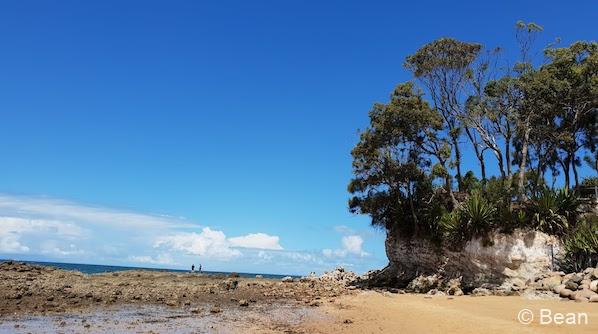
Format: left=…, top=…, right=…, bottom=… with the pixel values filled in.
left=0, top=259, right=297, bottom=279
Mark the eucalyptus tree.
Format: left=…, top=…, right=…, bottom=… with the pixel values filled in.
left=513, top=21, right=544, bottom=196
left=542, top=41, right=598, bottom=187
left=404, top=38, right=482, bottom=191
left=479, top=76, right=521, bottom=183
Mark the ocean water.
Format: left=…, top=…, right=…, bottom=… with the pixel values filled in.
left=1, top=259, right=297, bottom=279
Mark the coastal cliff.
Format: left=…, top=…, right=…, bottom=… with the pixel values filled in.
left=371, top=228, right=563, bottom=291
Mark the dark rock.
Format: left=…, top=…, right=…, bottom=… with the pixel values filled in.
left=570, top=274, right=583, bottom=284
left=564, top=280, right=579, bottom=290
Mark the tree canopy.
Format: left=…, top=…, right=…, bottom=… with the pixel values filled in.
left=348, top=22, right=597, bottom=245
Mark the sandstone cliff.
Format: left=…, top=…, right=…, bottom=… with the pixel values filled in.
left=370, top=228, right=563, bottom=291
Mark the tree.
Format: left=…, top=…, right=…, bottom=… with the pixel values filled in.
left=404, top=38, right=482, bottom=192
left=513, top=21, right=543, bottom=197
left=543, top=42, right=598, bottom=188
left=348, top=82, right=446, bottom=235
left=481, top=75, right=520, bottom=183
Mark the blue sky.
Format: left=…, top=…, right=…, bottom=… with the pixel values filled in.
left=0, top=1, right=596, bottom=275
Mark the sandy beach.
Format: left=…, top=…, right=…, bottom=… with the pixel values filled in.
left=303, top=292, right=598, bottom=334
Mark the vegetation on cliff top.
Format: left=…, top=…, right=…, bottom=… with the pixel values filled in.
left=348, top=22, right=597, bottom=264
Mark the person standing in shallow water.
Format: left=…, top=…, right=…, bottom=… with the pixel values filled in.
left=199, top=264, right=202, bottom=273
left=191, top=264, right=195, bottom=272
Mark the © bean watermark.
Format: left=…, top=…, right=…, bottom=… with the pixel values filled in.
left=518, top=308, right=589, bottom=325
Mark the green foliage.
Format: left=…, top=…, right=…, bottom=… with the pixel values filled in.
left=349, top=24, right=596, bottom=252
left=529, top=188, right=579, bottom=236
left=461, top=171, right=481, bottom=193
left=439, top=191, right=496, bottom=247
left=348, top=82, right=449, bottom=235
left=581, top=176, right=598, bottom=186
left=404, top=38, right=482, bottom=77
left=562, top=215, right=598, bottom=272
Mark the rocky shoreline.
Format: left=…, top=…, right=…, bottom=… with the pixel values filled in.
left=3, top=259, right=597, bottom=318
left=2, top=260, right=597, bottom=333
left=359, top=265, right=598, bottom=302
left=0, top=261, right=357, bottom=317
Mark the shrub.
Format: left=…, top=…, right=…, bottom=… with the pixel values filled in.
left=562, top=215, right=598, bottom=272
left=529, top=188, right=578, bottom=236
left=581, top=176, right=598, bottom=186
left=440, top=191, right=496, bottom=247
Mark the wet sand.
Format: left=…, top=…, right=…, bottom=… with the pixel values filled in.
left=0, top=303, right=326, bottom=333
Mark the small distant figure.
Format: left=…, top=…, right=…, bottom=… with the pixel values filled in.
left=191, top=264, right=195, bottom=272
left=199, top=264, right=202, bottom=273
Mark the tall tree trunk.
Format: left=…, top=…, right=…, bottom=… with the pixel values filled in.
left=494, top=150, right=506, bottom=179
left=451, top=136, right=463, bottom=192
left=464, top=128, right=487, bottom=182
left=559, top=158, right=571, bottom=190
left=505, top=128, right=512, bottom=181
left=534, top=157, right=545, bottom=193
left=445, top=174, right=458, bottom=209
left=564, top=166, right=570, bottom=190
left=571, top=151, right=579, bottom=188
left=439, top=158, right=458, bottom=208
left=517, top=126, right=531, bottom=199
left=480, top=157, right=487, bottom=183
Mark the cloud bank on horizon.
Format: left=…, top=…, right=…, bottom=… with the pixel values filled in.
left=0, top=193, right=377, bottom=275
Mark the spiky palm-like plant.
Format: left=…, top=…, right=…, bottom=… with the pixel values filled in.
left=563, top=216, right=598, bottom=271
left=531, top=188, right=578, bottom=236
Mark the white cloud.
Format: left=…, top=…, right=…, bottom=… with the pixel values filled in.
left=0, top=194, right=189, bottom=230
left=342, top=235, right=365, bottom=255
left=257, top=250, right=273, bottom=261
left=40, top=241, right=84, bottom=256
left=228, top=233, right=283, bottom=250
left=322, top=235, right=368, bottom=258
left=128, top=254, right=175, bottom=265
left=0, top=232, right=29, bottom=253
left=154, top=228, right=285, bottom=260
left=0, top=193, right=381, bottom=275
left=0, top=217, right=86, bottom=253
left=154, top=227, right=242, bottom=260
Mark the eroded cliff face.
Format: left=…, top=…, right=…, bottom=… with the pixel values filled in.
left=379, top=228, right=563, bottom=290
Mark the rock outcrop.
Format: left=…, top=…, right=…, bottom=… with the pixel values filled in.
left=372, top=228, right=563, bottom=290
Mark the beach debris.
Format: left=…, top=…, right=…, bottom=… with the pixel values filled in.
left=238, top=299, right=249, bottom=307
